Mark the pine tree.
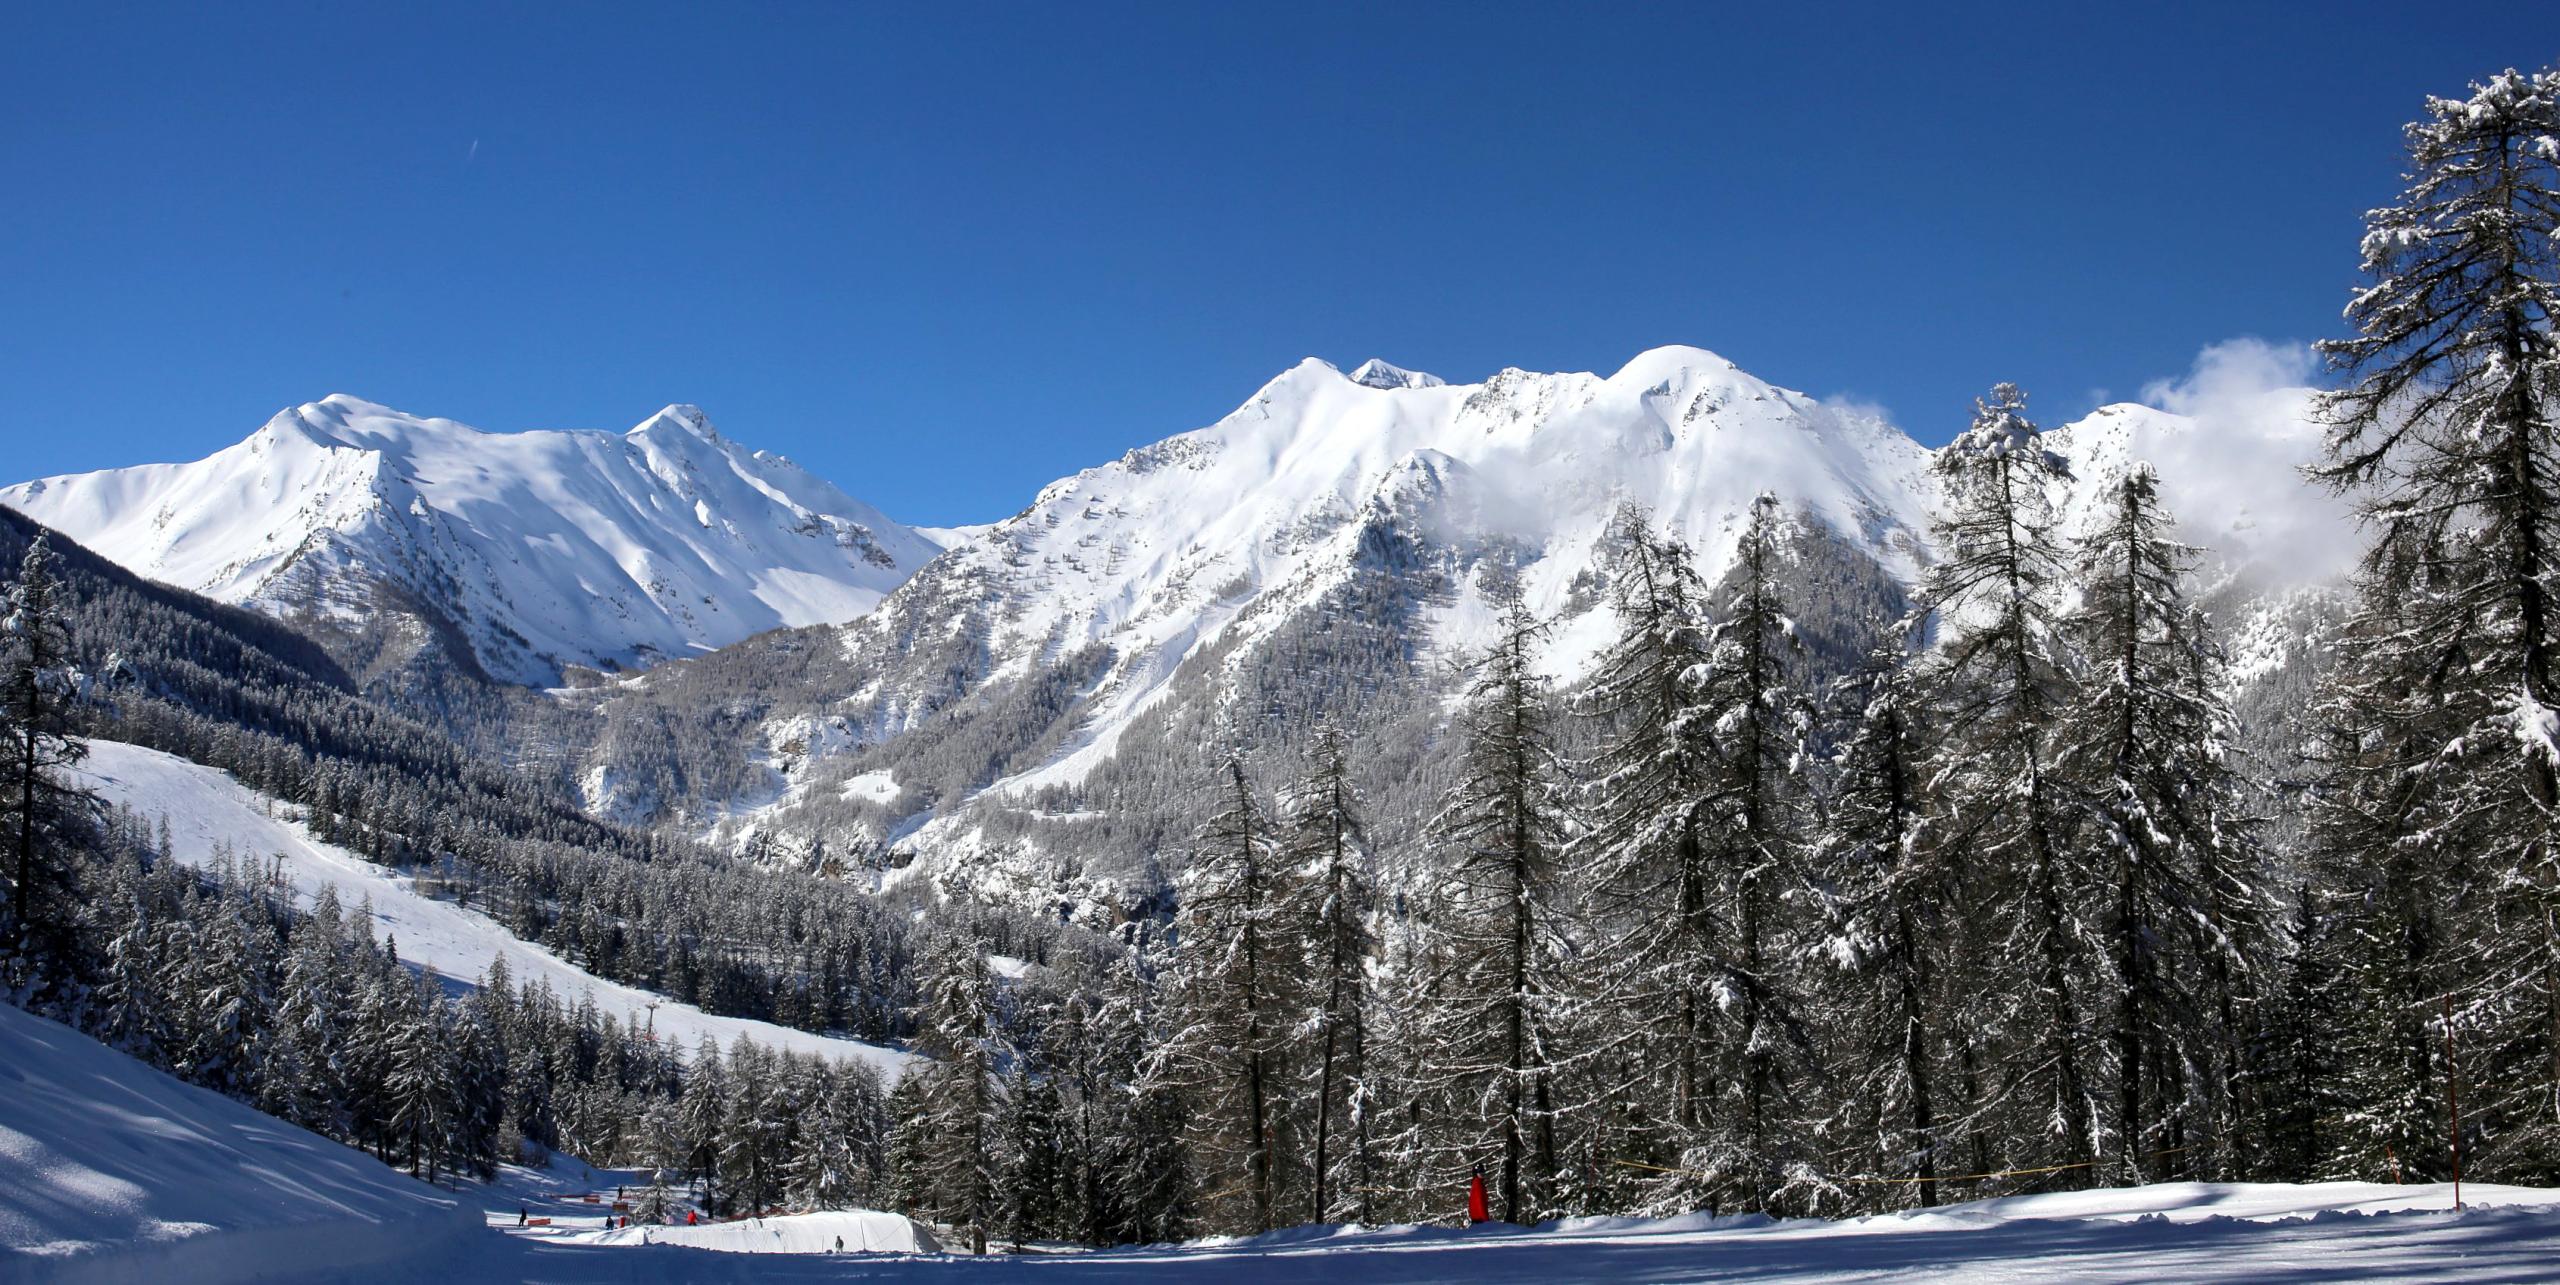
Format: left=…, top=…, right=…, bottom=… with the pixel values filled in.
left=1277, top=721, right=1378, bottom=1224
left=1, top=532, right=91, bottom=975
left=1160, top=758, right=1288, bottom=1233
left=1696, top=493, right=1820, bottom=1209
left=1816, top=626, right=1951, bottom=1206
left=1099, top=952, right=1190, bottom=1244
left=2259, top=886, right=2352, bottom=1179
left=2310, top=65, right=2560, bottom=1178
left=2052, top=464, right=2271, bottom=1181
left=1422, top=578, right=1571, bottom=1223
left=92, top=884, right=163, bottom=1060
left=677, top=1035, right=730, bottom=1209
left=633, top=1164, right=676, bottom=1225
left=995, top=1066, right=1069, bottom=1247
left=906, top=930, right=1004, bottom=1252
left=1914, top=384, right=2097, bottom=1181
left=384, top=970, right=459, bottom=1182
left=1571, top=507, right=1726, bottom=1211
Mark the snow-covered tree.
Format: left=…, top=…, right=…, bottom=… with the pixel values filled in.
left=2309, top=64, right=2560, bottom=1177
left=383, top=970, right=460, bottom=1182
left=677, top=1035, right=729, bottom=1207
left=1277, top=721, right=1378, bottom=1224
left=1816, top=626, right=1953, bottom=1207
left=1422, top=579, right=1572, bottom=1224
left=1571, top=506, right=1725, bottom=1207
left=1571, top=498, right=1818, bottom=1213
left=1697, top=493, right=1820, bottom=1209
left=1160, top=758, right=1289, bottom=1233
left=2053, top=465, right=2271, bottom=1181
left=1, top=533, right=91, bottom=975
left=902, top=930, right=1005, bottom=1252
left=1914, top=384, right=2097, bottom=1180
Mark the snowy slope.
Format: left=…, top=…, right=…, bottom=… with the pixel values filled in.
left=2046, top=396, right=2356, bottom=591
left=909, top=346, right=1932, bottom=693
left=0, top=396, right=946, bottom=684
left=0, top=1001, right=475, bottom=1285
left=14, top=1015, right=2555, bottom=1285
left=71, top=738, right=911, bottom=1076
left=813, top=347, right=1935, bottom=795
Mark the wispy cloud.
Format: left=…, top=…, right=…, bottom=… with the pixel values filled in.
left=2129, top=338, right=2357, bottom=583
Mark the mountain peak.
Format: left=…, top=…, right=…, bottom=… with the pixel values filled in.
left=629, top=403, right=722, bottom=443
left=1610, top=344, right=1744, bottom=386
left=1348, top=358, right=1445, bottom=390
left=4, top=398, right=937, bottom=686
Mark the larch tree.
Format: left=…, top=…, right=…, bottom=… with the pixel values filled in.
left=2053, top=465, right=2269, bottom=1182
left=1817, top=626, right=1950, bottom=1207
left=1277, top=721, right=1378, bottom=1225
left=1160, top=757, right=1288, bottom=1233
left=1570, top=506, right=1727, bottom=1212
left=2309, top=66, right=2560, bottom=1177
left=1, top=532, right=91, bottom=977
left=1913, top=384, right=2097, bottom=1180
left=1696, top=492, right=1819, bottom=1210
left=1423, top=576, right=1573, bottom=1224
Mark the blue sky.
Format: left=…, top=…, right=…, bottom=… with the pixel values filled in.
left=2, top=2, right=2549, bottom=523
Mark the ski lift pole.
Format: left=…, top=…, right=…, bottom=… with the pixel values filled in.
left=2443, top=993, right=2462, bottom=1211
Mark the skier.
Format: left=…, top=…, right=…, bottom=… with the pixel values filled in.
left=1467, top=1163, right=1490, bottom=1225
left=835, top=1235, right=845, bottom=1254
left=516, top=1207, right=527, bottom=1227
left=686, top=1209, right=698, bottom=1226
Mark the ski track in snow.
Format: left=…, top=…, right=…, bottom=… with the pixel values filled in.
left=71, top=738, right=911, bottom=1076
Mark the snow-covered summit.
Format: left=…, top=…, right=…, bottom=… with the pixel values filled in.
left=808, top=347, right=1940, bottom=813
left=1348, top=357, right=1446, bottom=390
left=0, top=397, right=952, bottom=685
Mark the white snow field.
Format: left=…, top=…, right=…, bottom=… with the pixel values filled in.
left=70, top=737, right=911, bottom=1076
left=0, top=1001, right=476, bottom=1285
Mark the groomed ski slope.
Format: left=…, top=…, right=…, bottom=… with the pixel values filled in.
left=71, top=738, right=910, bottom=1075
left=0, top=1001, right=476, bottom=1285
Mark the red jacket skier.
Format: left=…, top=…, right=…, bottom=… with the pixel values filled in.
left=1467, top=1163, right=1490, bottom=1224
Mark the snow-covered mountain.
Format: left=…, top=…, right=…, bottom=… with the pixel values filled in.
left=0, top=395, right=947, bottom=685
left=562, top=348, right=1939, bottom=902
left=553, top=346, right=2355, bottom=917
left=876, top=344, right=1932, bottom=768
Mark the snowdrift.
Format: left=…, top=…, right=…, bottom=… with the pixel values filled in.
left=577, top=1209, right=941, bottom=1255
left=0, top=1002, right=475, bottom=1285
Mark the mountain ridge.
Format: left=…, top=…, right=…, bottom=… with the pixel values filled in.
left=1, top=394, right=951, bottom=686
